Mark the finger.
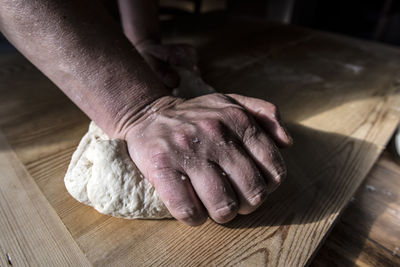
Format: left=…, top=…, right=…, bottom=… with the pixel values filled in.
left=239, top=124, right=287, bottom=194
left=216, top=142, right=269, bottom=215
left=149, top=167, right=207, bottom=226
left=227, top=94, right=293, bottom=147
left=184, top=161, right=239, bottom=223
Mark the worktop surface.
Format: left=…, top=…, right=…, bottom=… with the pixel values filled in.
left=1, top=16, right=400, bottom=266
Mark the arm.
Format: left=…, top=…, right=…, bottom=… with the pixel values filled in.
left=118, top=0, right=161, bottom=47
left=117, top=0, right=196, bottom=88
left=0, top=0, right=292, bottom=226
left=0, top=0, right=168, bottom=138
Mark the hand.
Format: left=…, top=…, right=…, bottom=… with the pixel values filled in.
left=123, top=93, right=292, bottom=226
left=136, top=41, right=198, bottom=89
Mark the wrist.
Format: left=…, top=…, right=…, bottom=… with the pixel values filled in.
left=104, top=86, right=170, bottom=140
left=120, top=95, right=183, bottom=140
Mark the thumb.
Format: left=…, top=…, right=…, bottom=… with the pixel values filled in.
left=227, top=94, right=293, bottom=148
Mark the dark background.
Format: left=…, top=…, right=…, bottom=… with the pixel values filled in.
left=1, top=0, right=400, bottom=49
left=159, top=0, right=400, bottom=46
left=291, top=0, right=400, bottom=45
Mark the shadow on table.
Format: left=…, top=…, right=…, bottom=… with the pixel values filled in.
left=310, top=148, right=399, bottom=266
left=223, top=123, right=391, bottom=230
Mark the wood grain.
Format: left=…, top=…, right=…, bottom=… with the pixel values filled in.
left=0, top=15, right=400, bottom=266
left=0, top=130, right=91, bottom=267
left=311, top=150, right=400, bottom=266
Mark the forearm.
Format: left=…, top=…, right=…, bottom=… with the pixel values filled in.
left=118, top=0, right=160, bottom=48
left=0, top=0, right=168, bottom=138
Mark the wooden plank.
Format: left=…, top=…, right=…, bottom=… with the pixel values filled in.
left=311, top=150, right=400, bottom=266
left=1, top=15, right=400, bottom=266
left=0, top=130, right=91, bottom=267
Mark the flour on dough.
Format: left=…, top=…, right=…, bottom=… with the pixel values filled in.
left=64, top=68, right=215, bottom=219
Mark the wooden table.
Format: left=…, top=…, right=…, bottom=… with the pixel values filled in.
left=1, top=16, right=400, bottom=266
left=312, top=150, right=400, bottom=266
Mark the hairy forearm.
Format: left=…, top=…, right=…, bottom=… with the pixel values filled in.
left=118, top=0, right=160, bottom=48
left=0, top=0, right=168, bottom=138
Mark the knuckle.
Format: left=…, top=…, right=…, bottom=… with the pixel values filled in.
left=267, top=143, right=283, bottom=163
left=149, top=148, right=170, bottom=168
left=213, top=202, right=238, bottom=223
left=149, top=148, right=169, bottom=165
left=149, top=167, right=178, bottom=185
left=224, top=106, right=249, bottom=125
left=172, top=130, right=192, bottom=150
left=257, top=137, right=281, bottom=164
left=242, top=125, right=259, bottom=144
left=224, top=106, right=245, bottom=116
left=198, top=118, right=224, bottom=136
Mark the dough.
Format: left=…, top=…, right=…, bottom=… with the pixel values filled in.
left=64, top=68, right=214, bottom=219
left=64, top=122, right=172, bottom=219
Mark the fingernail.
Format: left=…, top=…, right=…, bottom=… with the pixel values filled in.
left=282, top=127, right=293, bottom=145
